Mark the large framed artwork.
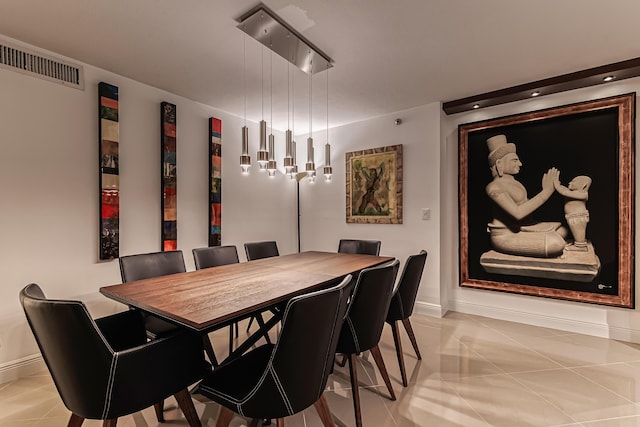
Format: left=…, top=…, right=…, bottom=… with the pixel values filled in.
left=161, top=102, right=177, bottom=251
left=459, top=93, right=635, bottom=308
left=209, top=117, right=222, bottom=246
left=346, top=144, right=403, bottom=224
left=98, top=82, right=119, bottom=260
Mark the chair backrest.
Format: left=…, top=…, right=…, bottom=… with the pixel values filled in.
left=193, top=245, right=239, bottom=269
left=260, top=274, right=353, bottom=416
left=338, top=239, right=381, bottom=256
left=387, top=250, right=427, bottom=321
left=244, top=241, right=279, bottom=261
left=337, top=260, right=399, bottom=354
left=119, top=250, right=186, bottom=282
left=19, top=283, right=116, bottom=419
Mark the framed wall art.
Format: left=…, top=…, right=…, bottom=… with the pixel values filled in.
left=98, top=82, right=119, bottom=260
left=459, top=93, right=635, bottom=308
left=161, top=102, right=177, bottom=251
left=346, top=144, right=403, bottom=224
left=209, top=117, right=222, bottom=246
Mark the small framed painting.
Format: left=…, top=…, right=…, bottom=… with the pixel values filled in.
left=346, top=144, right=403, bottom=224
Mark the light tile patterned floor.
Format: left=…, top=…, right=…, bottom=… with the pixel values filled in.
left=4, top=312, right=640, bottom=426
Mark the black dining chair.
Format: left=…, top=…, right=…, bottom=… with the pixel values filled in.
left=243, top=241, right=281, bottom=337
left=192, top=245, right=257, bottom=351
left=194, top=274, right=353, bottom=427
left=337, top=239, right=381, bottom=256
left=193, top=245, right=240, bottom=269
left=119, top=250, right=219, bottom=419
left=119, top=250, right=218, bottom=360
left=386, top=250, right=428, bottom=387
left=335, top=260, right=399, bottom=427
left=244, top=241, right=280, bottom=261
left=19, top=283, right=210, bottom=427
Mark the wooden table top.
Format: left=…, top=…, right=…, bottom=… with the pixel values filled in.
left=100, top=251, right=394, bottom=332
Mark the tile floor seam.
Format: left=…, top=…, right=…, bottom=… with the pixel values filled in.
left=435, top=375, right=494, bottom=427
left=505, top=370, right=581, bottom=425
left=566, top=365, right=639, bottom=405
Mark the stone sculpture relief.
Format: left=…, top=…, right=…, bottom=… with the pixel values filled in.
left=479, top=134, right=600, bottom=282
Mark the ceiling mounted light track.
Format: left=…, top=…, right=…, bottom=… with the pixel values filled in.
left=237, top=3, right=333, bottom=75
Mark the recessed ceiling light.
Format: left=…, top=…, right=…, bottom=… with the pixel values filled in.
left=603, top=75, right=615, bottom=82
left=531, top=91, right=540, bottom=97
left=472, top=104, right=480, bottom=109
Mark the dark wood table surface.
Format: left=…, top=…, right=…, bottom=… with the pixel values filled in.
left=100, top=251, right=393, bottom=333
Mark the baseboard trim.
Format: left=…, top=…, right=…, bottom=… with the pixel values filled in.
left=450, top=300, right=640, bottom=343
left=0, top=353, right=45, bottom=384
left=414, top=301, right=446, bottom=318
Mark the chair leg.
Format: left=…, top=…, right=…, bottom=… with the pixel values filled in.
left=401, top=318, right=421, bottom=359
left=67, top=413, right=84, bottom=427
left=390, top=321, right=408, bottom=387
left=228, top=325, right=234, bottom=354
left=215, top=406, right=235, bottom=427
left=174, top=388, right=202, bottom=427
left=336, top=354, right=347, bottom=367
left=202, top=335, right=219, bottom=367
left=102, top=420, right=117, bottom=427
left=369, top=345, right=396, bottom=401
left=235, top=321, right=239, bottom=338
left=346, top=353, right=363, bottom=427
left=313, top=395, right=336, bottom=427
left=276, top=419, right=285, bottom=427
left=154, top=401, right=165, bottom=422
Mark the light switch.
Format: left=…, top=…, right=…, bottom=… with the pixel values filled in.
left=421, top=208, right=430, bottom=220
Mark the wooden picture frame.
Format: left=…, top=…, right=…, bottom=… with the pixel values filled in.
left=161, top=102, right=177, bottom=251
left=98, top=82, right=119, bottom=260
left=209, top=117, right=222, bottom=247
left=459, top=93, right=635, bottom=308
left=346, top=144, right=403, bottom=224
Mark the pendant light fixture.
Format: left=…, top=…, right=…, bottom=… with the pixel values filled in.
left=236, top=3, right=333, bottom=183
left=257, top=38, right=268, bottom=171
left=290, top=56, right=299, bottom=180
left=283, top=35, right=294, bottom=177
left=305, top=56, right=316, bottom=183
left=240, top=33, right=251, bottom=174
left=323, top=64, right=332, bottom=182
left=267, top=48, right=277, bottom=177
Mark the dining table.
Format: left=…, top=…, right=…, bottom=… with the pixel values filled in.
left=100, top=251, right=394, bottom=362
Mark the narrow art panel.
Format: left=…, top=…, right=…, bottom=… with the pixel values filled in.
left=458, top=93, right=635, bottom=308
left=209, top=117, right=222, bottom=246
left=161, top=102, right=177, bottom=251
left=345, top=144, right=403, bottom=224
left=99, top=82, right=119, bottom=260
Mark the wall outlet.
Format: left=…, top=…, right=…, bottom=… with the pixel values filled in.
left=421, top=208, right=430, bottom=220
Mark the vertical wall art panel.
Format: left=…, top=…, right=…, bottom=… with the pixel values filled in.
left=209, top=117, right=222, bottom=246
left=161, top=102, right=177, bottom=251
left=98, top=82, right=119, bottom=260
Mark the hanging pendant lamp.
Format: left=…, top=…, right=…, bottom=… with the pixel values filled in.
left=323, top=65, right=332, bottom=182
left=305, top=58, right=316, bottom=183
left=240, top=33, right=251, bottom=174
left=257, top=41, right=268, bottom=171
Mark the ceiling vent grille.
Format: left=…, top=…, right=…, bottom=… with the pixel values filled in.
left=0, top=39, right=84, bottom=90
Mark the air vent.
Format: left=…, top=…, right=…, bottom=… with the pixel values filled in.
left=0, top=39, right=84, bottom=90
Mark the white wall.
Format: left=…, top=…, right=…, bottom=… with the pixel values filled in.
left=0, top=37, right=296, bottom=382
left=441, top=78, right=640, bottom=341
left=298, top=103, right=445, bottom=315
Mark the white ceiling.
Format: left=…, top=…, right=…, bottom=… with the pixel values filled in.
left=2, top=0, right=640, bottom=132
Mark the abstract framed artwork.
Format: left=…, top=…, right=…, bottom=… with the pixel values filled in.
left=346, top=144, right=403, bottom=224
left=209, top=117, right=222, bottom=246
left=98, top=82, right=119, bottom=260
left=459, top=93, right=635, bottom=308
left=161, top=102, right=177, bottom=251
